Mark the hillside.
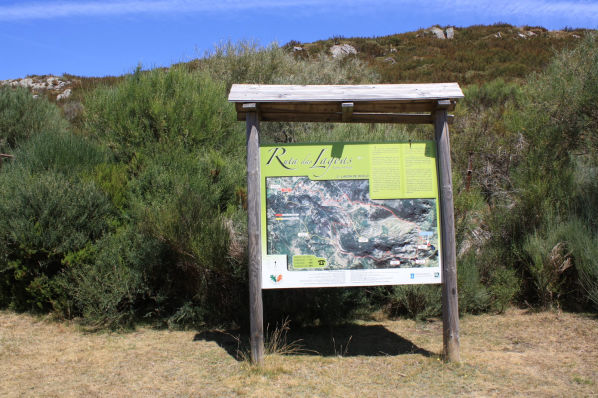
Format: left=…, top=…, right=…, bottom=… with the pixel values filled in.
left=1, top=24, right=591, bottom=98
left=284, top=24, right=590, bottom=84
left=0, top=25, right=597, bottom=331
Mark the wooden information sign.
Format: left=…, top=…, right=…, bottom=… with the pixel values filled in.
left=228, top=83, right=464, bottom=364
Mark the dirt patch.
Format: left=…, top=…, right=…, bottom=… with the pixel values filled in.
left=1, top=309, right=596, bottom=397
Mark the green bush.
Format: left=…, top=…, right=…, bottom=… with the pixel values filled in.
left=521, top=221, right=571, bottom=307
left=500, top=34, right=598, bottom=310
left=521, top=218, right=598, bottom=309
left=87, top=163, right=130, bottom=211
left=0, top=86, right=68, bottom=152
left=457, top=253, right=491, bottom=314
left=83, top=66, right=239, bottom=162
left=383, top=284, right=442, bottom=320
left=125, top=147, right=248, bottom=327
left=488, top=266, right=520, bottom=313
left=60, top=226, right=163, bottom=329
left=14, top=128, right=108, bottom=176
left=463, top=78, right=522, bottom=110
left=0, top=170, right=113, bottom=311
left=198, top=42, right=377, bottom=89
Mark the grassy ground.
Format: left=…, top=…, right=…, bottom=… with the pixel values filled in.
left=1, top=308, right=596, bottom=397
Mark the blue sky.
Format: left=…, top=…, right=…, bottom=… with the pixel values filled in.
left=1, top=0, right=597, bottom=79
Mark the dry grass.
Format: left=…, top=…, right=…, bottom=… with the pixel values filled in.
left=1, top=308, right=597, bottom=397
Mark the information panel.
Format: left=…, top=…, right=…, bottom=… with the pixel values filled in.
left=260, top=142, right=441, bottom=289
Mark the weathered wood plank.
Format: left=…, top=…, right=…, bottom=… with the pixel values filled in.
left=246, top=111, right=264, bottom=365
left=435, top=106, right=460, bottom=363
left=229, top=83, right=464, bottom=102
left=237, top=112, right=454, bottom=124
left=235, top=101, right=456, bottom=114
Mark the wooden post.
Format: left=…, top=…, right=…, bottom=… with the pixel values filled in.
left=435, top=101, right=460, bottom=362
left=341, top=102, right=354, bottom=122
left=245, top=104, right=264, bottom=365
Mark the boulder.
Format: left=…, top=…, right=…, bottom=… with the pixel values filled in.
left=19, top=78, right=33, bottom=87
left=330, top=44, right=357, bottom=58
left=445, top=27, right=455, bottom=39
left=56, top=89, right=72, bottom=101
left=429, top=27, right=445, bottom=39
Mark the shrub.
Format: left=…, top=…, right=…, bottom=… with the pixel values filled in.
left=520, top=218, right=598, bottom=309
left=60, top=226, right=163, bottom=329
left=383, top=284, right=442, bottom=320
left=457, top=253, right=491, bottom=314
left=83, top=66, right=238, bottom=162
left=198, top=42, right=377, bottom=89
left=87, top=163, right=130, bottom=211
left=126, top=147, right=248, bottom=327
left=488, top=266, right=520, bottom=313
left=503, top=34, right=598, bottom=310
left=521, top=222, right=571, bottom=308
left=0, top=86, right=67, bottom=152
left=0, top=170, right=113, bottom=311
left=14, top=128, right=108, bottom=176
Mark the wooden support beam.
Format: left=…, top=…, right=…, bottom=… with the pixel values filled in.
left=235, top=100, right=455, bottom=114
left=237, top=112, right=454, bottom=124
left=246, top=111, right=264, bottom=365
left=341, top=102, right=353, bottom=122
left=435, top=105, right=460, bottom=363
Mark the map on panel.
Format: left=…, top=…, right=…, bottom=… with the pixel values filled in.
left=266, top=176, right=439, bottom=271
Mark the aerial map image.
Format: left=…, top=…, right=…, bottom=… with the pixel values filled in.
left=266, top=176, right=439, bottom=271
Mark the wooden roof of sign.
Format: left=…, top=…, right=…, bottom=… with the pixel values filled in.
left=228, top=83, right=464, bottom=124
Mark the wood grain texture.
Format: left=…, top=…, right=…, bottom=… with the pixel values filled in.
left=246, top=112, right=264, bottom=365
left=435, top=107, right=461, bottom=363
left=229, top=83, right=464, bottom=102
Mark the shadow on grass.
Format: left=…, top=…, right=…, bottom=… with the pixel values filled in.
left=194, top=323, right=434, bottom=361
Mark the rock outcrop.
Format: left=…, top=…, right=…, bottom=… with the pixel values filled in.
left=425, top=26, right=456, bottom=40
left=330, top=44, right=357, bottom=58
left=56, top=89, right=72, bottom=101
left=0, top=75, right=74, bottom=99
left=445, top=27, right=455, bottom=39
left=429, top=27, right=446, bottom=39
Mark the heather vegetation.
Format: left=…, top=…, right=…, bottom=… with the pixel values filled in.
left=0, top=26, right=596, bottom=330
left=285, top=24, right=589, bottom=84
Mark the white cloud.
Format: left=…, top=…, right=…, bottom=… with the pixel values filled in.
left=0, top=0, right=596, bottom=21
left=0, top=0, right=326, bottom=20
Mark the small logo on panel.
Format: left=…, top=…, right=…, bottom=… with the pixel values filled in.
left=434, top=272, right=440, bottom=278
left=410, top=273, right=415, bottom=279
left=270, top=274, right=283, bottom=283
